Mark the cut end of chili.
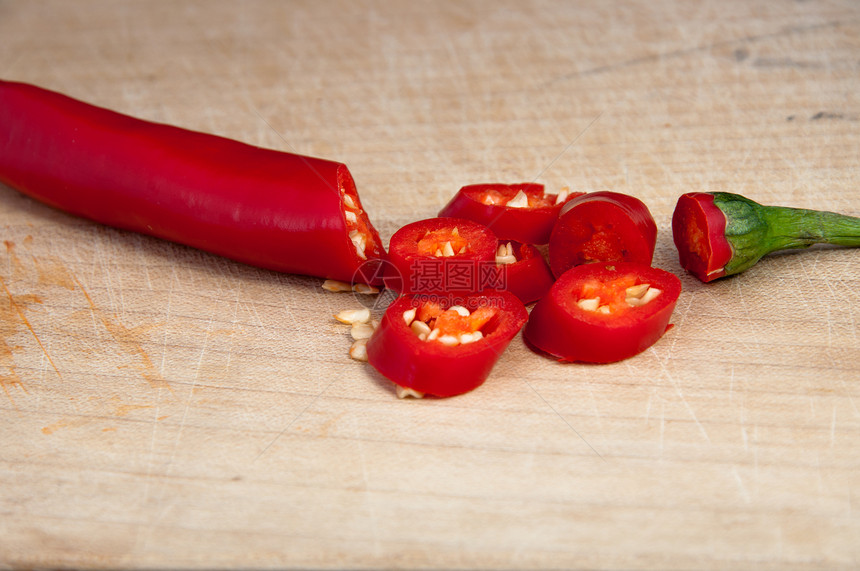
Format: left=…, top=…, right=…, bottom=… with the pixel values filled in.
left=495, top=240, right=555, bottom=305
left=438, top=183, right=584, bottom=245
left=524, top=262, right=681, bottom=364
left=366, top=290, right=528, bottom=397
left=671, top=192, right=732, bottom=283
left=548, top=191, right=657, bottom=279
left=385, top=217, right=498, bottom=294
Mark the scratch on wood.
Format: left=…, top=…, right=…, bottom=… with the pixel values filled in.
left=0, top=275, right=63, bottom=383
left=71, top=272, right=173, bottom=394
left=4, top=240, right=26, bottom=279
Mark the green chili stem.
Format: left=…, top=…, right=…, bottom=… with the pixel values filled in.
left=762, top=206, right=860, bottom=250
left=713, top=192, right=860, bottom=277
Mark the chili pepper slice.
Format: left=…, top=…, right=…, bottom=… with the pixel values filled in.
left=673, top=191, right=860, bottom=282
left=548, top=191, right=657, bottom=279
left=0, top=80, right=385, bottom=285
left=384, top=217, right=499, bottom=294
left=366, top=289, right=528, bottom=397
left=524, top=262, right=681, bottom=363
left=495, top=240, right=555, bottom=304
left=438, top=183, right=583, bottom=245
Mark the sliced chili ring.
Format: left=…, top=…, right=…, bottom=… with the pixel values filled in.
left=438, top=183, right=583, bottom=245
left=384, top=217, right=498, bottom=294
left=495, top=240, right=555, bottom=305
left=524, top=262, right=681, bottom=363
left=548, top=191, right=657, bottom=279
left=366, top=290, right=528, bottom=397
left=0, top=80, right=386, bottom=285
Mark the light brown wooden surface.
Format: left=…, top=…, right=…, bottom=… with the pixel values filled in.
left=1, top=1, right=859, bottom=569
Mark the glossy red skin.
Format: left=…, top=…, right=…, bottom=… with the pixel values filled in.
left=366, top=290, right=528, bottom=397
left=671, top=193, right=732, bottom=282
left=548, top=191, right=657, bottom=279
left=524, top=262, right=681, bottom=363
left=0, top=80, right=385, bottom=284
left=385, top=217, right=498, bottom=294
left=438, top=183, right=583, bottom=245
left=498, top=242, right=555, bottom=305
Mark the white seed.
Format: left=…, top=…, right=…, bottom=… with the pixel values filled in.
left=641, top=287, right=662, bottom=304
left=577, top=297, right=600, bottom=312
left=626, top=287, right=661, bottom=307
left=458, top=246, right=467, bottom=254
left=343, top=194, right=358, bottom=209
left=625, top=283, right=650, bottom=299
left=411, top=320, right=432, bottom=339
left=598, top=305, right=611, bottom=314
left=396, top=385, right=425, bottom=399
left=459, top=331, right=484, bottom=344
left=555, top=187, right=570, bottom=205
left=496, top=244, right=507, bottom=257
left=427, top=328, right=440, bottom=341
left=506, top=189, right=529, bottom=209
left=344, top=210, right=357, bottom=223
left=435, top=248, right=443, bottom=257
left=349, top=230, right=367, bottom=260
left=402, top=308, right=417, bottom=326
left=349, top=339, right=368, bottom=361
left=335, top=308, right=371, bottom=324
left=351, top=322, right=375, bottom=340
left=442, top=241, right=456, bottom=257
left=505, top=242, right=514, bottom=256
left=449, top=305, right=470, bottom=317
left=437, top=334, right=460, bottom=347
left=452, top=227, right=460, bottom=237
left=352, top=283, right=379, bottom=294
left=496, top=254, right=517, bottom=265
left=322, top=279, right=353, bottom=292
left=371, top=319, right=380, bottom=329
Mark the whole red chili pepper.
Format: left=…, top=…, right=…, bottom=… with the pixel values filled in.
left=384, top=217, right=499, bottom=294
left=438, top=183, right=583, bottom=245
left=494, top=240, right=555, bottom=304
left=524, top=262, right=681, bottom=363
left=673, top=192, right=860, bottom=282
left=0, top=79, right=385, bottom=284
left=548, top=191, right=657, bottom=279
left=366, top=289, right=528, bottom=397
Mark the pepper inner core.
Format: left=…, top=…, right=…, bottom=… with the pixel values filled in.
left=575, top=273, right=661, bottom=315
left=480, top=188, right=557, bottom=208
left=417, top=228, right=469, bottom=257
left=405, top=301, right=497, bottom=346
left=343, top=191, right=380, bottom=261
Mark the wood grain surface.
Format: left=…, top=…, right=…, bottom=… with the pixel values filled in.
left=1, top=1, right=859, bottom=569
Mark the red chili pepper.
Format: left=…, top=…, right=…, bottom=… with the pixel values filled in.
left=438, top=183, right=583, bottom=245
left=366, top=290, right=528, bottom=397
left=0, top=80, right=385, bottom=284
left=494, top=240, right=555, bottom=305
left=524, top=262, right=681, bottom=363
left=673, top=191, right=860, bottom=282
left=384, top=217, right=499, bottom=294
left=548, top=191, right=657, bottom=279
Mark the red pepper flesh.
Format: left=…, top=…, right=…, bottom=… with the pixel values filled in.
left=438, top=183, right=583, bottom=245
left=524, top=262, right=681, bottom=363
left=0, top=80, right=385, bottom=285
left=671, top=192, right=733, bottom=282
left=366, top=290, right=528, bottom=397
left=495, top=241, right=555, bottom=305
left=385, top=217, right=498, bottom=294
left=548, top=191, right=657, bottom=279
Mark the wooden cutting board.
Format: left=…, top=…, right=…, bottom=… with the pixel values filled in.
left=1, top=1, right=858, bottom=568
